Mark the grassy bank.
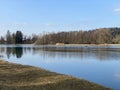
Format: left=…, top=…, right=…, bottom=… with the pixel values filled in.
left=0, top=60, right=112, bottom=90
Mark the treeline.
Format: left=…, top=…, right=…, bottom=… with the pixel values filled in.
left=0, top=30, right=38, bottom=44
left=35, top=28, right=120, bottom=44
left=1, top=28, right=120, bottom=45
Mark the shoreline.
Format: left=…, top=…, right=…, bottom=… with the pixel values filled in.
left=60, top=44, right=120, bottom=46
left=0, top=43, right=120, bottom=46
left=34, top=43, right=120, bottom=46
left=66, top=44, right=120, bottom=46
left=0, top=60, right=112, bottom=90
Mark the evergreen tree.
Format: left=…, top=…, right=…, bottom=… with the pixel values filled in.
left=15, top=31, right=23, bottom=44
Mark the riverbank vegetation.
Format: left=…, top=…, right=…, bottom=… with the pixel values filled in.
left=0, top=60, right=111, bottom=90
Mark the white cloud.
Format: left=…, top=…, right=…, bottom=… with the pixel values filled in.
left=114, top=8, right=120, bottom=12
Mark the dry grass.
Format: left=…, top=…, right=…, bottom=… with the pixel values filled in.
left=0, top=60, right=112, bottom=90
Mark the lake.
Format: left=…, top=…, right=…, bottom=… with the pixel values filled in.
left=0, top=44, right=120, bottom=90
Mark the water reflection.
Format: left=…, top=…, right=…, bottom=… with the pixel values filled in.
left=0, top=45, right=120, bottom=61
left=6, top=47, right=23, bottom=59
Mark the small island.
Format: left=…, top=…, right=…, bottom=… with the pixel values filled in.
left=0, top=60, right=111, bottom=90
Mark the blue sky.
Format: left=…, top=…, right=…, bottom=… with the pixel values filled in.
left=0, top=0, right=120, bottom=35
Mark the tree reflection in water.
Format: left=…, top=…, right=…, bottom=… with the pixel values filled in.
left=0, top=45, right=120, bottom=60
left=6, top=47, right=23, bottom=59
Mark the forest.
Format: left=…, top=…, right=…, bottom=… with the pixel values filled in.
left=1, top=27, right=120, bottom=44
left=35, top=27, right=120, bottom=44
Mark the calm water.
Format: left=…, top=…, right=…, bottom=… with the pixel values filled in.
left=0, top=44, right=120, bottom=90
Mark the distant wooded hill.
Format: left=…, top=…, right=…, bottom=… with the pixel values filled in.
left=35, top=28, right=120, bottom=44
